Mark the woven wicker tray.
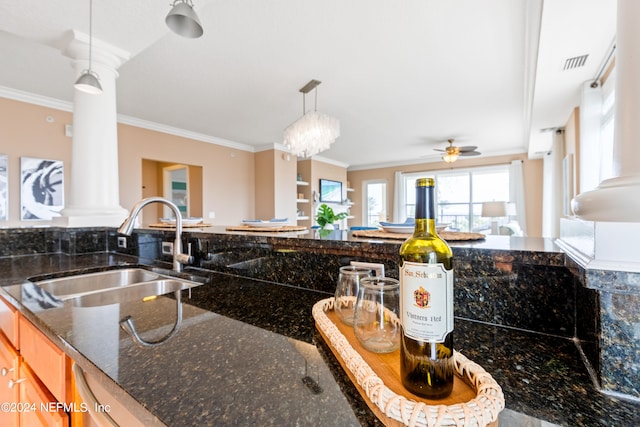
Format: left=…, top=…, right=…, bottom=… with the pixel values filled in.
left=148, top=222, right=213, bottom=228
left=313, top=298, right=504, bottom=427
left=225, top=225, right=307, bottom=232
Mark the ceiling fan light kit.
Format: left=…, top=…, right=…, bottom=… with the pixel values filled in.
left=435, top=138, right=481, bottom=163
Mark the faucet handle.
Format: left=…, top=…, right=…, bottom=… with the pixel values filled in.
left=176, top=253, right=193, bottom=266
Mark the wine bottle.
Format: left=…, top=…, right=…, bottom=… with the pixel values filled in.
left=399, top=178, right=454, bottom=399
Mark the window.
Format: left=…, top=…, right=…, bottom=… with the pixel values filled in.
left=401, top=166, right=510, bottom=232
left=364, top=180, right=387, bottom=226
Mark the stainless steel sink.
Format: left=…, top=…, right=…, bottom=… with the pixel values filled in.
left=31, top=268, right=203, bottom=304
left=70, top=279, right=196, bottom=307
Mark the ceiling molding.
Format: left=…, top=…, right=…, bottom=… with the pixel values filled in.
left=0, top=86, right=73, bottom=112
left=347, top=148, right=528, bottom=172
left=0, top=86, right=255, bottom=153
left=116, top=114, right=255, bottom=152
left=297, top=155, right=349, bottom=169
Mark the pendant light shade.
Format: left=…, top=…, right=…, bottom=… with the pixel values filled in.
left=74, top=0, right=102, bottom=95
left=166, top=0, right=204, bottom=39
left=75, top=70, right=102, bottom=94
left=284, top=80, right=340, bottom=158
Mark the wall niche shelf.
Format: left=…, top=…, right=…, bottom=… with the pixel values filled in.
left=297, top=179, right=310, bottom=223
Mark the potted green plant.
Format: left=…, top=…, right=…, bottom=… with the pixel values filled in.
left=316, top=203, right=348, bottom=231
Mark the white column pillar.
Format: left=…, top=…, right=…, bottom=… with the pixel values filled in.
left=572, top=0, right=640, bottom=222
left=54, top=30, right=131, bottom=227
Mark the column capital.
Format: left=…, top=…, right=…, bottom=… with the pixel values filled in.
left=62, top=29, right=130, bottom=71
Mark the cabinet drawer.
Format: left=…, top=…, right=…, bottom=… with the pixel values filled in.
left=0, top=295, right=19, bottom=348
left=19, top=362, right=69, bottom=427
left=0, top=332, right=19, bottom=427
left=19, top=316, right=70, bottom=403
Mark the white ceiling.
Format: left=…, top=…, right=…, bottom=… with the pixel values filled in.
left=0, top=0, right=616, bottom=170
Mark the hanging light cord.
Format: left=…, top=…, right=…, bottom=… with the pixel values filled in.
left=301, top=88, right=319, bottom=115
left=88, top=0, right=94, bottom=71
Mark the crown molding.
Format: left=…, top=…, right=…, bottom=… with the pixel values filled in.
left=116, top=114, right=254, bottom=152
left=0, top=86, right=255, bottom=153
left=0, top=86, right=73, bottom=112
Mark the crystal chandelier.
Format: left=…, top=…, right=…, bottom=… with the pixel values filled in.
left=284, top=80, right=340, bottom=158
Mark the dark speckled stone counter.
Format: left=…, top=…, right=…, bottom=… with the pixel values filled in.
left=0, top=227, right=639, bottom=426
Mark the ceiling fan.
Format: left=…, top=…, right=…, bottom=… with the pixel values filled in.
left=434, top=138, right=481, bottom=163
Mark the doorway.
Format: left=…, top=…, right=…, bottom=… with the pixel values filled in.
left=163, top=165, right=189, bottom=218
left=141, top=159, right=203, bottom=225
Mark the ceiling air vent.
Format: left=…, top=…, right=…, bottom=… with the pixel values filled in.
left=563, top=54, right=589, bottom=70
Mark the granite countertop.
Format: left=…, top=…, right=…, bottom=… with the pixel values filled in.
left=0, top=252, right=639, bottom=426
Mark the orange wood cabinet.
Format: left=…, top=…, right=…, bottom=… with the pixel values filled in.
left=0, top=295, right=73, bottom=427
left=0, top=295, right=19, bottom=349
left=18, top=316, right=71, bottom=404
left=18, top=362, right=69, bottom=427
left=0, top=331, right=20, bottom=427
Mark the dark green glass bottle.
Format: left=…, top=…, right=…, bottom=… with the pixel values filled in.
left=399, top=178, right=454, bottom=399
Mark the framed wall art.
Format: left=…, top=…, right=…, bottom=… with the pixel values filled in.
left=20, top=157, right=64, bottom=220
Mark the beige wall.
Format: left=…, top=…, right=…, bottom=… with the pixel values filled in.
left=254, top=150, right=275, bottom=220
left=118, top=124, right=255, bottom=226
left=0, top=96, right=543, bottom=234
left=347, top=153, right=544, bottom=237
left=0, top=99, right=73, bottom=226
left=297, top=158, right=348, bottom=227
left=254, top=149, right=297, bottom=221
left=0, top=97, right=255, bottom=227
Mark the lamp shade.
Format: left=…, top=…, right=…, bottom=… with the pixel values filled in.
left=442, top=153, right=458, bottom=163
left=74, top=70, right=103, bottom=94
left=166, top=1, right=204, bottom=38
left=481, top=201, right=507, bottom=218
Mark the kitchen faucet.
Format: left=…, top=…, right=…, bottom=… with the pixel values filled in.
left=118, top=196, right=191, bottom=272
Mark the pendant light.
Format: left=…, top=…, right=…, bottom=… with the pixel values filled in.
left=284, top=80, right=340, bottom=158
left=166, top=0, right=204, bottom=39
left=74, top=0, right=102, bottom=95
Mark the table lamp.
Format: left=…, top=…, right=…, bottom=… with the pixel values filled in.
left=481, top=201, right=507, bottom=234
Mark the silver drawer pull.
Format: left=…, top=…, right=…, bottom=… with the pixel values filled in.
left=8, top=378, right=26, bottom=388
left=1, top=367, right=14, bottom=376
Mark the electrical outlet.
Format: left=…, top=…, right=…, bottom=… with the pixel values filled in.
left=350, top=261, right=385, bottom=277
left=162, top=242, right=174, bottom=255
left=208, top=211, right=216, bottom=219
left=117, top=236, right=127, bottom=249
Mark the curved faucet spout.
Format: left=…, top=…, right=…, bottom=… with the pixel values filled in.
left=118, top=196, right=189, bottom=272
left=119, top=291, right=183, bottom=348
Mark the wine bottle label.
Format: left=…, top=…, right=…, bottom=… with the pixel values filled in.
left=400, top=261, right=454, bottom=342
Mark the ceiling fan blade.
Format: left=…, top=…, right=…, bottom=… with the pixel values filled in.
left=459, top=151, right=481, bottom=156
left=457, top=146, right=478, bottom=152
left=433, top=148, right=447, bottom=152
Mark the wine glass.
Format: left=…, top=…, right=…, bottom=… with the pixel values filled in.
left=353, top=277, right=400, bottom=353
left=334, top=266, right=372, bottom=325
